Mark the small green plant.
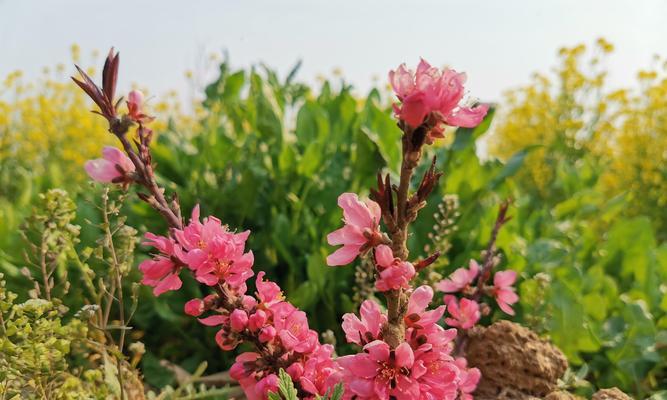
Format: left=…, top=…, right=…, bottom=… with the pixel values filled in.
left=268, top=370, right=344, bottom=400
left=0, top=273, right=105, bottom=399
left=2, top=187, right=148, bottom=399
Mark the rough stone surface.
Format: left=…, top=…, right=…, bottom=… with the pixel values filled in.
left=544, top=391, right=580, bottom=400
left=466, top=320, right=568, bottom=399
left=592, top=388, right=633, bottom=400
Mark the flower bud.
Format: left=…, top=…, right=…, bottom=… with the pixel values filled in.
left=259, top=326, right=276, bottom=343
left=128, top=90, right=144, bottom=110
left=215, top=329, right=238, bottom=351
left=230, top=309, right=248, bottom=332
left=242, top=295, right=258, bottom=309
left=184, top=298, right=205, bottom=317
left=248, top=309, right=267, bottom=332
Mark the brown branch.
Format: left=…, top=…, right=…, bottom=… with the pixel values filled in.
left=382, top=131, right=427, bottom=348
left=473, top=199, right=512, bottom=302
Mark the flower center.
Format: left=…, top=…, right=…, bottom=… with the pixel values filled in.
left=288, top=322, right=301, bottom=336
left=378, top=361, right=409, bottom=387
left=214, top=259, right=232, bottom=278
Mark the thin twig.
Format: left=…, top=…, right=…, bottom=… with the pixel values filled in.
left=101, top=189, right=127, bottom=400
left=39, top=232, right=50, bottom=301
left=473, top=199, right=511, bottom=302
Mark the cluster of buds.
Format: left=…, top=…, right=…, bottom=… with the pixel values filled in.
left=139, top=206, right=338, bottom=397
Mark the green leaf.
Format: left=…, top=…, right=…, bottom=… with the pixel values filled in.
left=315, top=382, right=345, bottom=400
left=487, top=145, right=541, bottom=190
left=360, top=96, right=401, bottom=171
left=298, top=142, right=323, bottom=176
left=306, top=253, right=327, bottom=288
left=268, top=369, right=299, bottom=400
left=296, top=101, right=329, bottom=144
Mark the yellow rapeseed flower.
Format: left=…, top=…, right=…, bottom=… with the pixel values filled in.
left=489, top=40, right=667, bottom=233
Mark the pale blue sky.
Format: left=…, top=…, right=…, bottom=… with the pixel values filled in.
left=1, top=0, right=666, bottom=102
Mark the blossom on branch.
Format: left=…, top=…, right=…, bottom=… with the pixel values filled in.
left=435, top=259, right=480, bottom=293
left=326, top=193, right=384, bottom=266
left=389, top=59, right=489, bottom=143
left=138, top=233, right=183, bottom=296
left=338, top=287, right=478, bottom=400
left=126, top=89, right=154, bottom=124
left=444, top=295, right=481, bottom=330
left=174, top=205, right=255, bottom=288
left=84, top=146, right=135, bottom=184
left=374, top=245, right=415, bottom=292
left=493, top=270, right=519, bottom=315
left=342, top=300, right=387, bottom=346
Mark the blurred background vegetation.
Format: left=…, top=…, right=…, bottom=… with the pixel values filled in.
left=1, top=40, right=666, bottom=397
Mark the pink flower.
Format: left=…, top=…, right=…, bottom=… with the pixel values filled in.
left=230, top=352, right=276, bottom=400
left=255, top=271, right=283, bottom=306
left=273, top=303, right=318, bottom=353
left=444, top=295, right=480, bottom=329
left=84, top=146, right=135, bottom=183
left=255, top=375, right=279, bottom=399
left=138, top=257, right=181, bottom=296
left=338, top=340, right=420, bottom=399
left=138, top=232, right=183, bottom=296
left=259, top=326, right=276, bottom=343
left=454, top=358, right=481, bottom=400
left=405, top=285, right=446, bottom=329
left=175, top=205, right=254, bottom=288
left=126, top=89, right=154, bottom=123
left=342, top=300, right=387, bottom=346
left=299, top=344, right=339, bottom=396
left=327, top=193, right=383, bottom=266
left=411, top=350, right=460, bottom=399
left=374, top=245, right=415, bottom=292
left=493, top=270, right=519, bottom=315
left=389, top=59, right=489, bottom=143
left=435, top=260, right=480, bottom=293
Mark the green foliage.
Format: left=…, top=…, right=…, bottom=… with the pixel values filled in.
left=146, top=362, right=237, bottom=400
left=0, top=57, right=665, bottom=397
left=0, top=188, right=154, bottom=399
left=0, top=273, right=108, bottom=399
left=19, top=188, right=80, bottom=300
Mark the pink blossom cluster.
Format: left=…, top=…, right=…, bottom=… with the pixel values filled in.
left=436, top=260, right=519, bottom=329
left=138, top=206, right=337, bottom=399
left=337, top=286, right=480, bottom=400
left=137, top=205, right=254, bottom=296
left=327, top=193, right=415, bottom=292
left=389, top=59, right=489, bottom=143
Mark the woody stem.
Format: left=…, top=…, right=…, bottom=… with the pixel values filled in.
left=383, top=134, right=420, bottom=348
left=109, top=121, right=183, bottom=230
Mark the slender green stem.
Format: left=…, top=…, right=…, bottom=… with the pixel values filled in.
left=101, top=189, right=127, bottom=399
